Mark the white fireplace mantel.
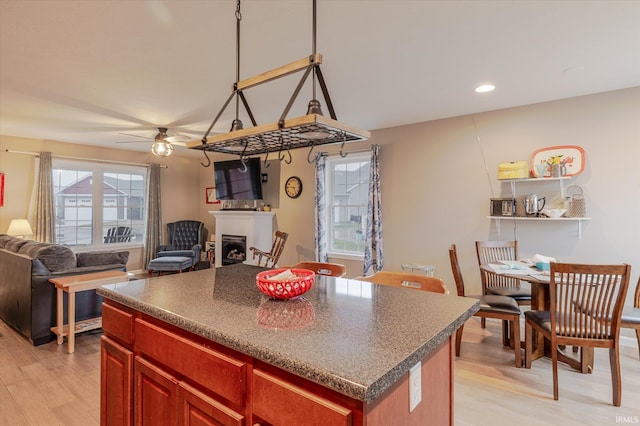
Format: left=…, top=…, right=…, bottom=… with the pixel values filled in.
left=210, top=211, right=275, bottom=267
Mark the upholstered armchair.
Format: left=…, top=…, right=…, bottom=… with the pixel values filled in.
left=156, top=220, right=205, bottom=268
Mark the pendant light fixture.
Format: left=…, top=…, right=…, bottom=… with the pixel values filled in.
left=151, top=127, right=174, bottom=157
left=189, top=0, right=369, bottom=161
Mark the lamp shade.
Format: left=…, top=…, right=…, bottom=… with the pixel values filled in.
left=7, top=219, right=33, bottom=238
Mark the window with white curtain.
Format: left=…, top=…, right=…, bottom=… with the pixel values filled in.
left=52, top=159, right=147, bottom=246
left=325, top=153, right=370, bottom=259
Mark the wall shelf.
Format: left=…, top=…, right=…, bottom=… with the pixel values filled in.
left=491, top=175, right=589, bottom=239
left=488, top=216, right=591, bottom=238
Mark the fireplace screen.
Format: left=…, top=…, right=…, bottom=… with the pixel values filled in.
left=221, top=234, right=247, bottom=265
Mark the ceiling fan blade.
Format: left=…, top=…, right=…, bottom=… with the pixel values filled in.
left=119, top=132, right=154, bottom=140
left=115, top=140, right=153, bottom=144
left=165, top=135, right=190, bottom=143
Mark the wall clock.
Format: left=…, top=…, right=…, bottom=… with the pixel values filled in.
left=285, top=176, right=303, bottom=199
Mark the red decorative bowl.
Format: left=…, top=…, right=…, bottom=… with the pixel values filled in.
left=256, top=268, right=315, bottom=299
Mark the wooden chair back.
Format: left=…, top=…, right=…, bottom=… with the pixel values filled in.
left=250, top=231, right=288, bottom=267
left=291, top=261, right=346, bottom=277
left=355, top=271, right=448, bottom=294
left=449, top=244, right=466, bottom=297
left=618, top=275, right=640, bottom=359
left=542, top=262, right=631, bottom=405
left=549, top=263, right=630, bottom=343
left=475, top=240, right=522, bottom=293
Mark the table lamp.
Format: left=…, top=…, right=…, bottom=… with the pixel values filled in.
left=7, top=219, right=33, bottom=239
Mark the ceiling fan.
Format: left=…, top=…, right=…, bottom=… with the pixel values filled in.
left=116, top=127, right=193, bottom=145
left=116, top=127, right=195, bottom=157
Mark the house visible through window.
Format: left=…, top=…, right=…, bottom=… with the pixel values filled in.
left=52, top=159, right=147, bottom=246
left=325, top=153, right=370, bottom=258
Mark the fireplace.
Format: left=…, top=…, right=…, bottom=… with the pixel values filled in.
left=210, top=211, right=275, bottom=267
left=221, top=234, right=247, bottom=265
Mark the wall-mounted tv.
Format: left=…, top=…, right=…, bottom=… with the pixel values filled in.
left=214, top=158, right=263, bottom=201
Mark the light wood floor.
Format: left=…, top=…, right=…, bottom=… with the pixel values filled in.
left=0, top=318, right=638, bottom=425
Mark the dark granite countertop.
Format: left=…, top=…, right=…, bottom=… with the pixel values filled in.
left=97, top=263, right=478, bottom=403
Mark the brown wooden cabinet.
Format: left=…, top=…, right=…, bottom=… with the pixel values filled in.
left=100, top=336, right=133, bottom=426
left=101, top=300, right=453, bottom=425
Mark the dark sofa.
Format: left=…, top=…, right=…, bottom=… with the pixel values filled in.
left=0, top=234, right=129, bottom=345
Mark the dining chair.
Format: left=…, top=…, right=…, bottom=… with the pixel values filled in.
left=620, top=276, right=640, bottom=359
left=249, top=231, right=288, bottom=267
left=476, top=240, right=531, bottom=328
left=572, top=274, right=640, bottom=363
left=354, top=271, right=448, bottom=294
left=449, top=245, right=522, bottom=367
left=475, top=241, right=532, bottom=303
left=290, top=261, right=346, bottom=277
left=524, top=262, right=631, bottom=406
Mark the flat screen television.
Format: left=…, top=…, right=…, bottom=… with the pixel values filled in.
left=214, top=158, right=263, bottom=201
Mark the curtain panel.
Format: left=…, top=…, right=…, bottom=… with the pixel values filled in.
left=363, top=145, right=383, bottom=275
left=143, top=163, right=162, bottom=269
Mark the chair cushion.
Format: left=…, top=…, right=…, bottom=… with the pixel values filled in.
left=148, top=256, right=192, bottom=272
left=486, top=286, right=532, bottom=300
left=478, top=295, right=521, bottom=315
left=621, top=306, right=640, bottom=325
left=524, top=310, right=551, bottom=331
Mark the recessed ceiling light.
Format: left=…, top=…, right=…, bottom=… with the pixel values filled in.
left=475, top=84, right=496, bottom=93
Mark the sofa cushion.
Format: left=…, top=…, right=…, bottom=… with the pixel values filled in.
left=5, top=238, right=31, bottom=252
left=77, top=251, right=129, bottom=267
left=0, top=234, right=16, bottom=248
left=19, top=243, right=77, bottom=272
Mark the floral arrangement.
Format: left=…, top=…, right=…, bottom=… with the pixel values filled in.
left=546, top=155, right=574, bottom=166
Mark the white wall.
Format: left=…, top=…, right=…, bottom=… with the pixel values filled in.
left=266, top=87, right=640, bottom=313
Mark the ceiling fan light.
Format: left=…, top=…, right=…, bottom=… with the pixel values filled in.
left=152, top=141, right=174, bottom=157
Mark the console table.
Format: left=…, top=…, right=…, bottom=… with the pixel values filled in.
left=49, top=270, right=128, bottom=353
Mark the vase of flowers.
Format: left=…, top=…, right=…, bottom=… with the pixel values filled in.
left=547, top=155, right=567, bottom=177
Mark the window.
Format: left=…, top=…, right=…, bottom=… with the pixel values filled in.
left=325, top=153, right=370, bottom=258
left=52, top=159, right=147, bottom=246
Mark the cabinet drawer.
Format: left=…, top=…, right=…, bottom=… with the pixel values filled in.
left=135, top=319, right=247, bottom=406
left=253, top=369, right=352, bottom=426
left=102, top=303, right=134, bottom=346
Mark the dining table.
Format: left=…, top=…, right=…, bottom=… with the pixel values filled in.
left=480, top=264, right=592, bottom=373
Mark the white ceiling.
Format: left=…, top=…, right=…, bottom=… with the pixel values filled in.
left=1, top=0, right=639, bottom=154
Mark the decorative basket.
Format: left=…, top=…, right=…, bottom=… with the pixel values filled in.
left=256, top=268, right=315, bottom=299
left=566, top=185, right=586, bottom=218
left=256, top=298, right=316, bottom=330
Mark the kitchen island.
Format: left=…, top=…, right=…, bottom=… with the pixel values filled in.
left=97, top=263, right=478, bottom=425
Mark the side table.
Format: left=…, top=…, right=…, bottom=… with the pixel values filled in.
left=49, top=270, right=129, bottom=353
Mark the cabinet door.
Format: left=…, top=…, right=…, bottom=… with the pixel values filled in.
left=101, top=336, right=133, bottom=426
left=134, top=357, right=178, bottom=425
left=253, top=369, right=352, bottom=426
left=178, top=381, right=245, bottom=426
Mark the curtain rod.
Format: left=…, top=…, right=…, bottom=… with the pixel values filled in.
left=4, top=149, right=167, bottom=168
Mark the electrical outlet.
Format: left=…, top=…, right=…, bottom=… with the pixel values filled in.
left=409, top=361, right=421, bottom=412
